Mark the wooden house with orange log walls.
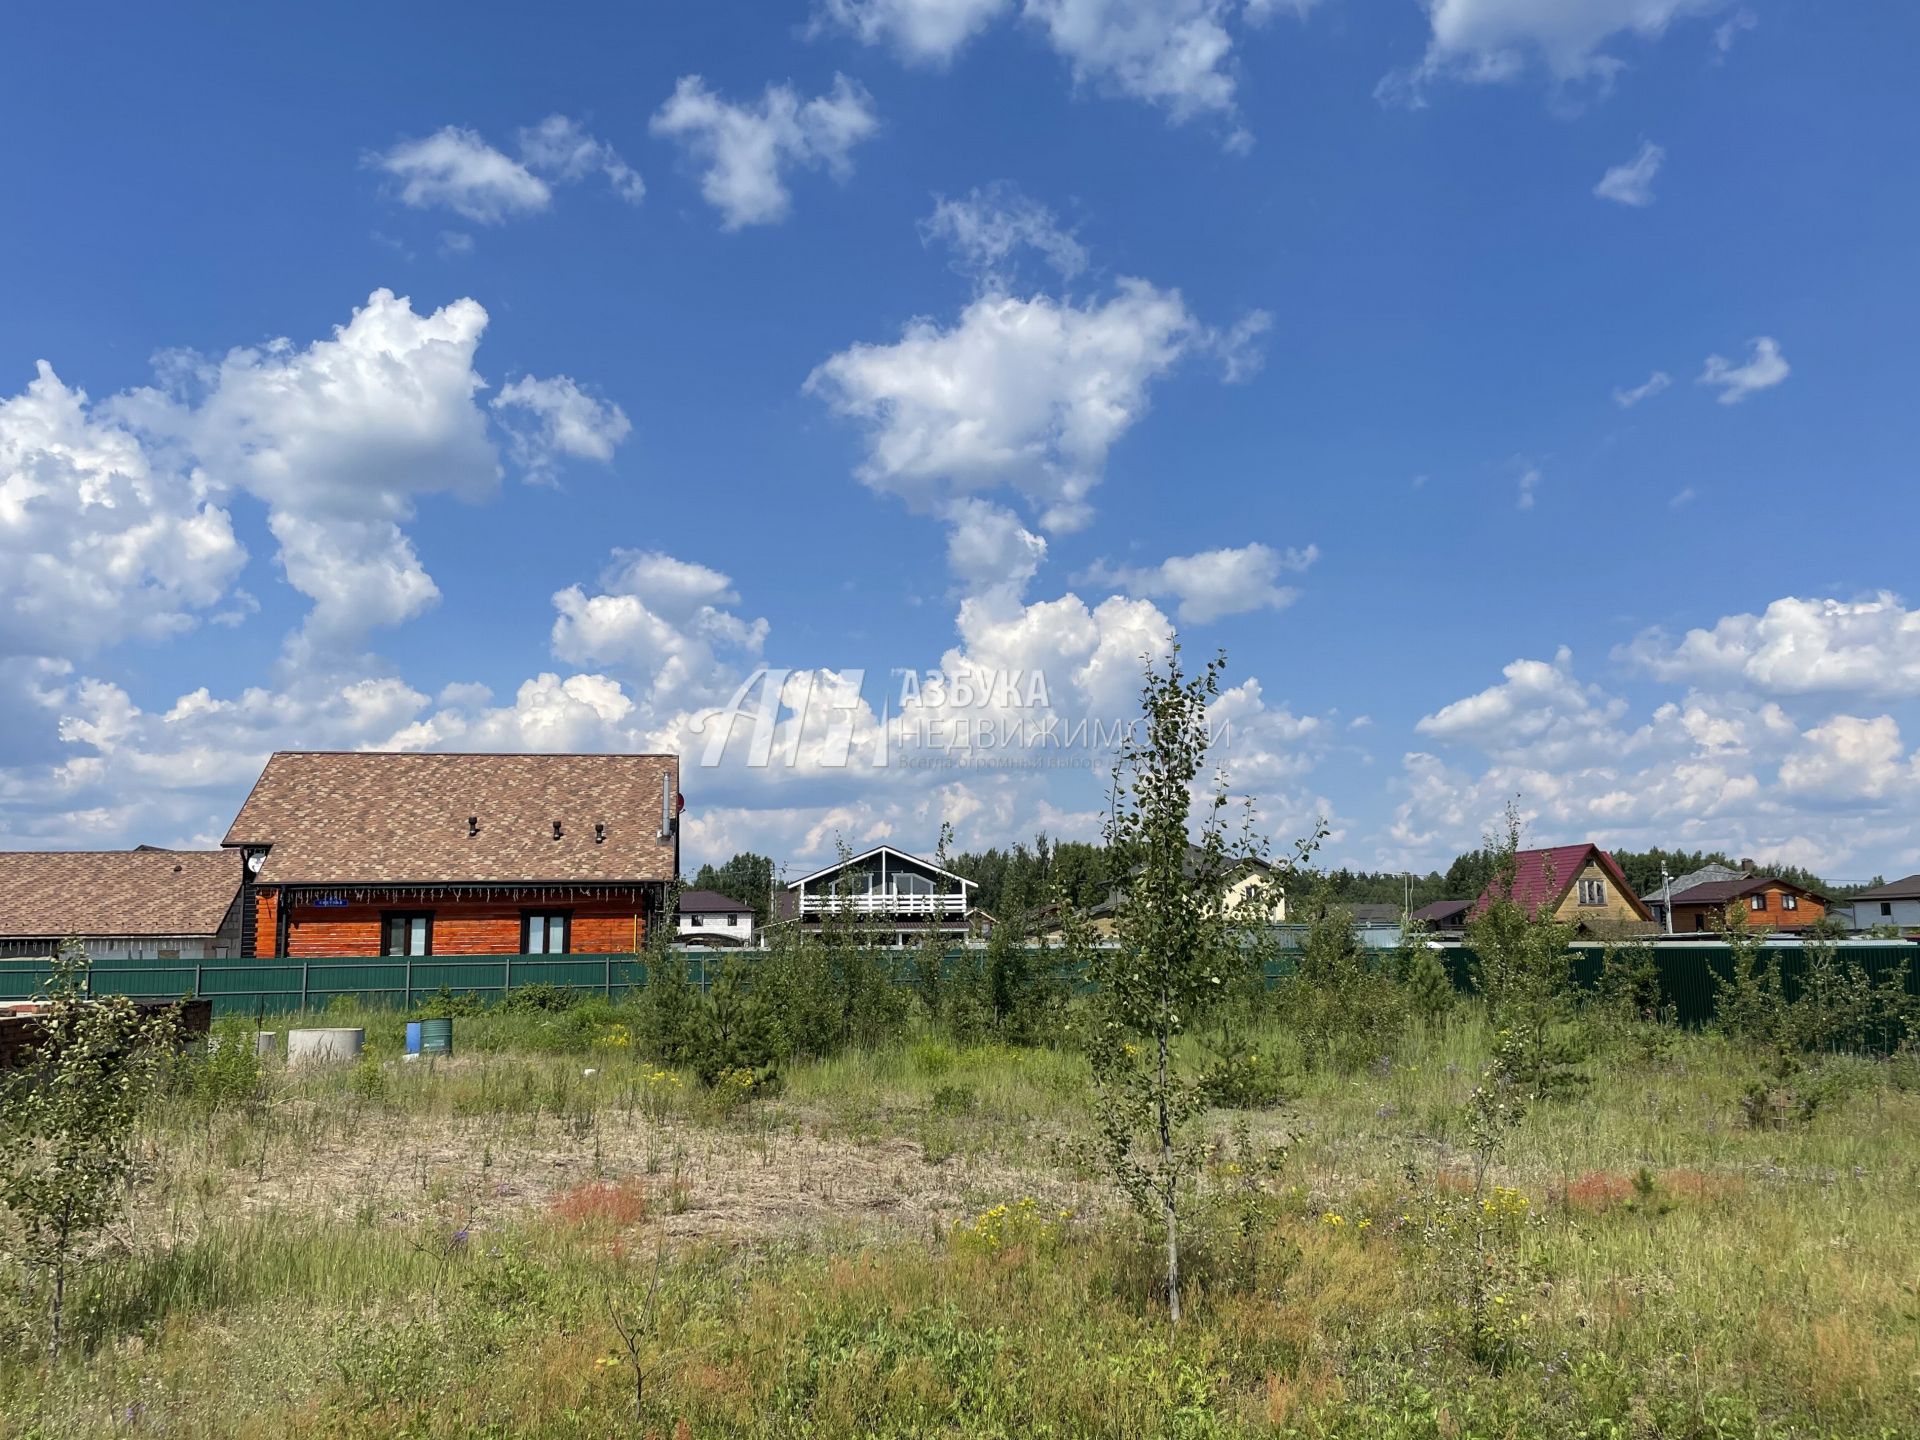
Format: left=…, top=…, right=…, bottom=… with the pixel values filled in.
left=223, top=752, right=680, bottom=960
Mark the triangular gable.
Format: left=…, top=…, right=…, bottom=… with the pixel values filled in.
left=785, top=844, right=975, bottom=892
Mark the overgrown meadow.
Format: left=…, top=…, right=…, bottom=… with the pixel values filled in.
left=3, top=923, right=1919, bottom=1440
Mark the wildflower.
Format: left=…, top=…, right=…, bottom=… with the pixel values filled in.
left=1321, top=1211, right=1346, bottom=1227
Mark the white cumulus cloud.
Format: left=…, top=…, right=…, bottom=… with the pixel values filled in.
left=1025, top=0, right=1245, bottom=123
left=492, top=374, right=633, bottom=481
left=817, top=0, right=1012, bottom=63
left=130, top=289, right=501, bottom=650
left=651, top=74, right=879, bottom=229
left=1620, top=593, right=1920, bottom=701
left=0, top=363, right=245, bottom=660
left=1612, top=370, right=1670, bottom=407
left=921, top=183, right=1088, bottom=286
left=1078, top=541, right=1316, bottom=622
left=1415, top=646, right=1629, bottom=766
left=824, top=0, right=1301, bottom=140
left=515, top=114, right=645, bottom=204
left=1594, top=140, right=1664, bottom=206
left=371, top=116, right=643, bottom=222
left=371, top=127, right=552, bottom=223
left=1699, top=336, right=1789, bottom=404
left=550, top=550, right=769, bottom=710
left=809, top=278, right=1244, bottom=532
left=1381, top=0, right=1728, bottom=104
left=943, top=498, right=1050, bottom=603
left=1777, top=715, right=1916, bottom=804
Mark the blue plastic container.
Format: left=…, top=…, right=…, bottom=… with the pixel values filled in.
left=404, top=1021, right=422, bottom=1055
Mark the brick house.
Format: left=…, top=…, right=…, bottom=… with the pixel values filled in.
left=1662, top=875, right=1829, bottom=934
left=1471, top=843, right=1654, bottom=935
left=0, top=847, right=243, bottom=959
left=224, top=752, right=680, bottom=959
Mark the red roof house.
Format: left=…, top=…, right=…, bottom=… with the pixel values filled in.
left=1471, top=843, right=1653, bottom=931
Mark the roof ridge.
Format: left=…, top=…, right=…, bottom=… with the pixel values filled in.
left=262, top=749, right=679, bottom=759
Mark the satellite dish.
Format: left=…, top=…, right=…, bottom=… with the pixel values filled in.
left=247, top=853, right=265, bottom=874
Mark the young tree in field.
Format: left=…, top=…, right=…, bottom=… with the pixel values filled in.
left=1464, top=806, right=1584, bottom=1098
left=1077, top=645, right=1280, bottom=1324
left=0, top=940, right=179, bottom=1358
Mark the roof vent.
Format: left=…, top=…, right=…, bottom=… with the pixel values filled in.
left=552, top=819, right=564, bottom=840
left=172, top=863, right=183, bottom=874
left=594, top=822, right=606, bottom=844
left=468, top=816, right=479, bottom=837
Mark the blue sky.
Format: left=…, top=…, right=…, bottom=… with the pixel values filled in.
left=3, top=1, right=1917, bottom=881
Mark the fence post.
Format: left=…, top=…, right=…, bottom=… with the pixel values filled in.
left=405, top=954, right=413, bottom=1010
left=299, top=957, right=308, bottom=1013
left=193, top=961, right=203, bottom=1000
left=604, top=953, right=612, bottom=999
left=504, top=953, right=512, bottom=1002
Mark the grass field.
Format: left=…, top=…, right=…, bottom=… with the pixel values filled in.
left=3, top=998, right=1919, bottom=1439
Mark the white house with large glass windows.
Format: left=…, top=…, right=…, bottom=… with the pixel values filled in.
left=774, top=845, right=990, bottom=947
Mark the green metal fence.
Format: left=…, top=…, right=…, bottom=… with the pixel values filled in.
left=0, top=941, right=1913, bottom=1023
left=1440, top=942, right=1920, bottom=1027
left=0, top=954, right=663, bottom=1017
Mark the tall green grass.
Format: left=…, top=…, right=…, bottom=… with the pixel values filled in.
left=4, top=1009, right=1919, bottom=1437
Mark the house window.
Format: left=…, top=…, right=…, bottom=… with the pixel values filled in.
left=689, top=914, right=704, bottom=927
left=726, top=913, right=739, bottom=927
left=1749, top=894, right=1767, bottom=912
left=383, top=913, right=432, bottom=957
left=1782, top=893, right=1799, bottom=911
left=1882, top=902, right=1894, bottom=918
left=1576, top=878, right=1605, bottom=906
left=522, top=911, right=570, bottom=954
left=893, top=872, right=933, bottom=897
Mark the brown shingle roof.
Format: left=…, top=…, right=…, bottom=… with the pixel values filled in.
left=1670, top=875, right=1828, bottom=906
left=0, top=849, right=242, bottom=938
left=225, top=752, right=679, bottom=886
left=1850, top=872, right=1920, bottom=901
left=677, top=889, right=754, bottom=914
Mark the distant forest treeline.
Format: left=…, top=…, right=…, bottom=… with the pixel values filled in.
left=689, top=838, right=1862, bottom=927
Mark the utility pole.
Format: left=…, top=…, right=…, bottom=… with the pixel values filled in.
left=1660, top=861, right=1674, bottom=936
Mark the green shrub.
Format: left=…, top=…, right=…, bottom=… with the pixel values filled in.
left=408, top=985, right=486, bottom=1018
left=498, top=982, right=579, bottom=1015
left=1278, top=896, right=1410, bottom=1074
left=685, top=954, right=780, bottom=1092
left=172, top=1017, right=267, bottom=1113
left=633, top=949, right=702, bottom=1062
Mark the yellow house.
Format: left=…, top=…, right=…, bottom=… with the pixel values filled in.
left=1034, top=848, right=1286, bottom=942
left=1472, top=843, right=1653, bottom=934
